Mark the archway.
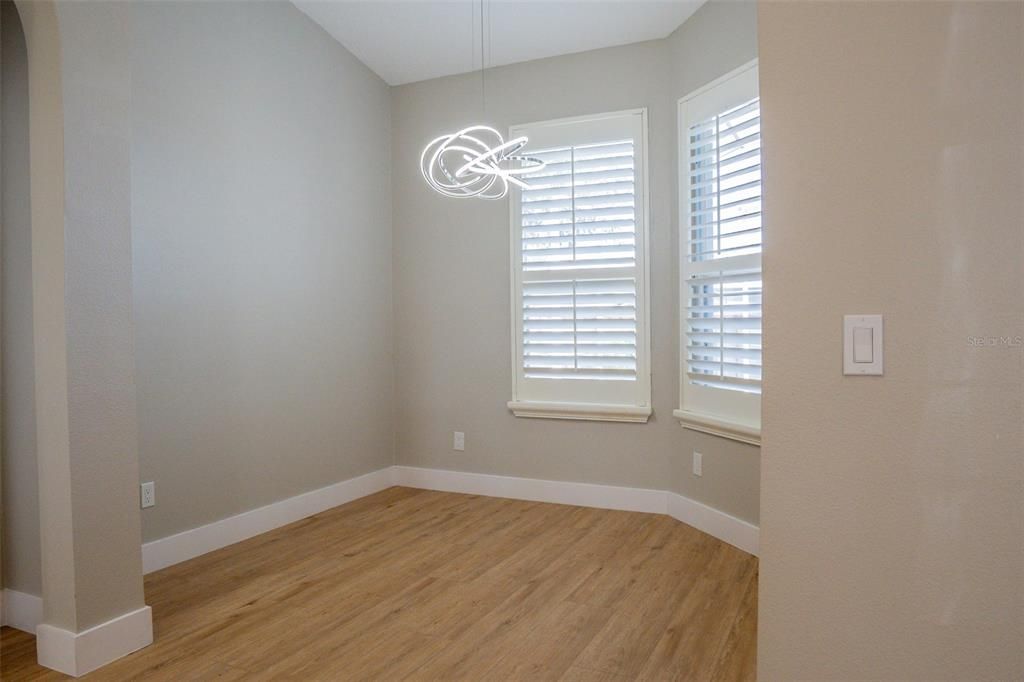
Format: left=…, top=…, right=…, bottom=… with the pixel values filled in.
left=1, top=0, right=42, bottom=632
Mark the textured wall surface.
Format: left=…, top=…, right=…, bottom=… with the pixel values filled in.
left=757, top=1, right=1024, bottom=678
left=57, top=0, right=147, bottom=630
left=132, top=1, right=394, bottom=542
left=7, top=0, right=149, bottom=631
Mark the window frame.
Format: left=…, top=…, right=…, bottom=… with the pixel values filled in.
left=507, top=108, right=652, bottom=423
left=674, top=61, right=763, bottom=445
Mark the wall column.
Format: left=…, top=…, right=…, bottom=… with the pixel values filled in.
left=15, top=0, right=150, bottom=675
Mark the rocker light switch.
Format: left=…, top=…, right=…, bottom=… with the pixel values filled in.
left=844, top=315, right=883, bottom=375
left=852, top=327, right=873, bottom=363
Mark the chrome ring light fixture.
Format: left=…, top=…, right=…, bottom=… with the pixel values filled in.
left=421, top=0, right=545, bottom=200
left=420, top=126, right=545, bottom=199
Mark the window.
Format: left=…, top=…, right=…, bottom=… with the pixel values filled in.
left=675, top=63, right=762, bottom=444
left=507, top=110, right=651, bottom=422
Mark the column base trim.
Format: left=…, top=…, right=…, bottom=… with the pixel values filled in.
left=36, top=605, right=153, bottom=677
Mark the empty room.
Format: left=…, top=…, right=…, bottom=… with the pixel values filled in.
left=1, top=0, right=1021, bottom=679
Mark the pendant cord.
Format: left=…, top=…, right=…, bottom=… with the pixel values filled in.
left=480, top=0, right=486, bottom=117
left=469, top=0, right=476, bottom=115
left=487, top=0, right=492, bottom=103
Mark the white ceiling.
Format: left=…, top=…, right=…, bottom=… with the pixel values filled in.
left=293, top=0, right=706, bottom=86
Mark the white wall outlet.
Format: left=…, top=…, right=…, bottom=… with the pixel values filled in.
left=140, top=481, right=156, bottom=508
left=453, top=431, right=465, bottom=451
left=692, top=452, right=703, bottom=477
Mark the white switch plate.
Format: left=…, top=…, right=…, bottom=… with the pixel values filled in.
left=692, top=452, right=703, bottom=477
left=140, top=481, right=156, bottom=508
left=843, top=314, right=883, bottom=375
left=453, top=431, right=465, bottom=451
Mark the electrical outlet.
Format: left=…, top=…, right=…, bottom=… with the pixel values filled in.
left=140, top=481, right=156, bottom=508
left=453, top=431, right=465, bottom=451
left=692, top=452, right=703, bottom=477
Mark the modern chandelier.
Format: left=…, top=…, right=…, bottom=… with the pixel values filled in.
left=420, top=0, right=545, bottom=200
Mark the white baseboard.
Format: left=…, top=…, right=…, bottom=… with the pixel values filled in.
left=37, top=605, right=153, bottom=677
left=142, top=467, right=394, bottom=573
left=392, top=466, right=667, bottom=515
left=392, top=466, right=758, bottom=556
left=140, top=464, right=758, bottom=576
left=666, top=492, right=759, bottom=556
left=1, top=588, right=44, bottom=633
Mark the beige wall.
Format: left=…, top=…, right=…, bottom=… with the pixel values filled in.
left=57, top=0, right=149, bottom=630
left=757, top=1, right=1024, bottom=679
left=5, top=0, right=150, bottom=634
left=132, top=1, right=395, bottom=542
left=1, top=0, right=41, bottom=597
left=15, top=0, right=78, bottom=630
left=391, top=1, right=760, bottom=523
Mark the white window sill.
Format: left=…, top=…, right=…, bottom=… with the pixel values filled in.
left=508, top=401, right=652, bottom=423
left=673, top=409, right=761, bottom=446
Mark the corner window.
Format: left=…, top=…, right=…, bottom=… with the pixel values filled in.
left=675, top=63, right=762, bottom=444
left=508, top=110, right=651, bottom=422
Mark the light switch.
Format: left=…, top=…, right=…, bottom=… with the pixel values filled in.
left=843, top=315, right=883, bottom=375
left=853, top=327, right=873, bottom=363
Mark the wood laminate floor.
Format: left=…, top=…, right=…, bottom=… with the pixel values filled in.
left=0, top=487, right=758, bottom=681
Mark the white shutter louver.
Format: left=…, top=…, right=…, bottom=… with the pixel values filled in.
left=686, top=269, right=762, bottom=392
left=684, top=96, right=763, bottom=396
left=521, top=139, right=638, bottom=381
left=522, top=278, right=637, bottom=380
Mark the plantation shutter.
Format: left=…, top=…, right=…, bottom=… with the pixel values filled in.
left=509, top=110, right=650, bottom=419
left=521, top=140, right=638, bottom=381
left=678, top=64, right=762, bottom=435
left=687, top=98, right=762, bottom=262
left=684, top=95, right=763, bottom=394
